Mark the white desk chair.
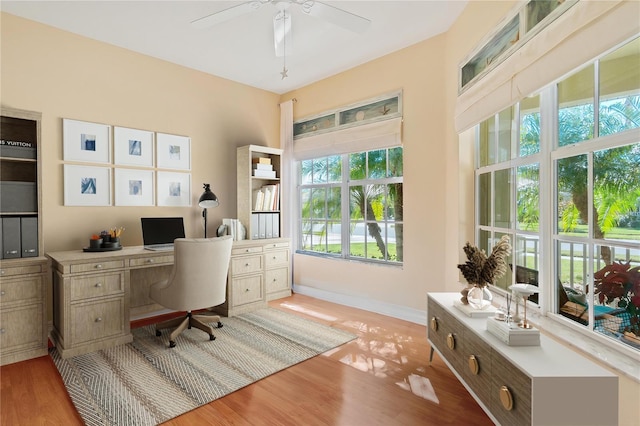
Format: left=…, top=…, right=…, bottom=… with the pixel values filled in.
left=149, top=236, right=232, bottom=347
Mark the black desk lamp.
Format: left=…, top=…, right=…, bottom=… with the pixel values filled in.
left=198, top=183, right=219, bottom=238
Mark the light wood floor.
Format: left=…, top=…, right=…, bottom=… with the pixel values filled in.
left=1, top=294, right=492, bottom=425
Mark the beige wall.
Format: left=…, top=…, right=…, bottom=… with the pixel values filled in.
left=1, top=12, right=280, bottom=254
left=282, top=1, right=516, bottom=313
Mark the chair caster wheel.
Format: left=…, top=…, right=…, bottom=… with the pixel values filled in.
left=156, top=330, right=161, bottom=337
left=217, top=322, right=223, bottom=328
left=209, top=334, right=216, bottom=341
left=169, top=341, right=176, bottom=348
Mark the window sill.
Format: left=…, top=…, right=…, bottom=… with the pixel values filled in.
left=533, top=313, right=640, bottom=383
left=489, top=289, right=639, bottom=381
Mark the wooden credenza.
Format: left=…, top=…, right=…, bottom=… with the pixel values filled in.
left=427, top=293, right=618, bottom=426
left=46, top=239, right=290, bottom=358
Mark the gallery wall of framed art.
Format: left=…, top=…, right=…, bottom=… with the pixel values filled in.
left=62, top=118, right=191, bottom=207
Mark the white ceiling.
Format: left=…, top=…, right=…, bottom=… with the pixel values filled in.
left=1, top=1, right=467, bottom=94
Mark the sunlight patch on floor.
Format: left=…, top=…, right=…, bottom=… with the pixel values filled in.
left=338, top=353, right=388, bottom=377
left=405, top=374, right=439, bottom=404
left=278, top=302, right=338, bottom=322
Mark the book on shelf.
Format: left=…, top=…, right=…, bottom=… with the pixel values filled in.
left=253, top=183, right=279, bottom=211
left=252, top=157, right=272, bottom=165
left=253, top=163, right=273, bottom=171
left=253, top=169, right=276, bottom=178
left=221, top=218, right=245, bottom=241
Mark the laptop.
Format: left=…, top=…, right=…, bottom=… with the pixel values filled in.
left=141, top=217, right=185, bottom=251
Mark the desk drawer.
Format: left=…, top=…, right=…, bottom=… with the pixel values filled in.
left=264, top=250, right=289, bottom=268
left=230, top=255, right=263, bottom=276
left=0, top=304, right=44, bottom=352
left=70, top=260, right=124, bottom=274
left=129, top=255, right=173, bottom=268
left=231, top=275, right=263, bottom=306
left=462, top=328, right=492, bottom=408
left=70, top=272, right=124, bottom=301
left=264, top=242, right=290, bottom=251
left=0, top=275, right=43, bottom=307
left=232, top=246, right=263, bottom=256
left=71, top=298, right=125, bottom=344
left=265, top=267, right=289, bottom=294
left=0, top=264, right=43, bottom=277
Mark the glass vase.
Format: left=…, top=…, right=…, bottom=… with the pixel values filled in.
left=467, top=285, right=492, bottom=310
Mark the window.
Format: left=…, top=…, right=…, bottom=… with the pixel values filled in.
left=475, top=37, right=640, bottom=352
left=299, top=147, right=403, bottom=265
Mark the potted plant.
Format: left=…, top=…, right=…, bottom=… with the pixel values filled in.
left=593, top=260, right=640, bottom=344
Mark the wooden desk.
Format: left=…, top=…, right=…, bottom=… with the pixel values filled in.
left=47, top=239, right=289, bottom=358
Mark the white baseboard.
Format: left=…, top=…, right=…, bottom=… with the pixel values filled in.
left=292, top=284, right=427, bottom=326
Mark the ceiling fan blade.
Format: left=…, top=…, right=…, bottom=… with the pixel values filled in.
left=273, top=9, right=292, bottom=57
left=191, top=1, right=268, bottom=29
left=299, top=0, right=370, bottom=33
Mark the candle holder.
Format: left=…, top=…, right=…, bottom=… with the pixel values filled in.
left=509, top=284, right=539, bottom=330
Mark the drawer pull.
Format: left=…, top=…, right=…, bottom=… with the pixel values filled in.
left=500, top=386, right=513, bottom=411
left=95, top=282, right=102, bottom=288
left=0, top=291, right=5, bottom=296
left=273, top=278, right=277, bottom=282
left=6, top=250, right=18, bottom=255
left=430, top=317, right=438, bottom=332
left=245, top=249, right=250, bottom=253
left=95, top=264, right=103, bottom=269
left=245, top=288, right=250, bottom=292
left=245, top=263, right=250, bottom=267
left=146, top=259, right=155, bottom=264
left=24, top=249, right=36, bottom=253
left=468, top=355, right=479, bottom=375
left=446, top=333, right=456, bottom=350
left=0, top=328, right=5, bottom=334
left=273, top=256, right=277, bottom=260
left=0, top=270, right=4, bottom=275
left=95, top=317, right=103, bottom=323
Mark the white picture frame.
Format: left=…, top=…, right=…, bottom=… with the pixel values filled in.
left=114, top=168, right=155, bottom=206
left=156, top=133, right=191, bottom=170
left=114, top=127, right=154, bottom=167
left=63, top=119, right=111, bottom=164
left=157, top=171, right=191, bottom=206
left=64, top=164, right=112, bottom=206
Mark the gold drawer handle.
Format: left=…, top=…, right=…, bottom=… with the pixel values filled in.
left=446, top=333, right=455, bottom=350
left=430, top=317, right=438, bottom=332
left=95, top=317, right=103, bottom=323
left=468, top=355, right=479, bottom=375
left=146, top=259, right=155, bottom=263
left=95, top=264, right=103, bottom=269
left=0, top=291, right=5, bottom=296
left=500, top=386, right=513, bottom=411
left=0, top=270, right=5, bottom=275
left=94, top=282, right=102, bottom=288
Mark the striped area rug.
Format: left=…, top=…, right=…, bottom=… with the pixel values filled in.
left=50, top=308, right=356, bottom=425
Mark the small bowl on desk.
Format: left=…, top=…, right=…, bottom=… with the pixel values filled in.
left=89, top=238, right=103, bottom=249
left=102, top=238, right=120, bottom=249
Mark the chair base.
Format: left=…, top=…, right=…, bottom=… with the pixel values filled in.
left=154, top=311, right=223, bottom=348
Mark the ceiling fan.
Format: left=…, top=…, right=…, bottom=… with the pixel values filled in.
left=191, top=0, right=371, bottom=59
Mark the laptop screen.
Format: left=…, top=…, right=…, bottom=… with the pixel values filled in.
left=141, top=217, right=185, bottom=246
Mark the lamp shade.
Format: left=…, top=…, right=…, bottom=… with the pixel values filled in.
left=198, top=183, right=219, bottom=208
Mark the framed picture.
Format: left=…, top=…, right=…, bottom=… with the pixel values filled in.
left=63, top=119, right=111, bottom=164
left=114, top=127, right=154, bottom=167
left=157, top=133, right=191, bottom=170
left=157, top=171, right=191, bottom=206
left=114, top=168, right=155, bottom=206
left=64, top=164, right=112, bottom=206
